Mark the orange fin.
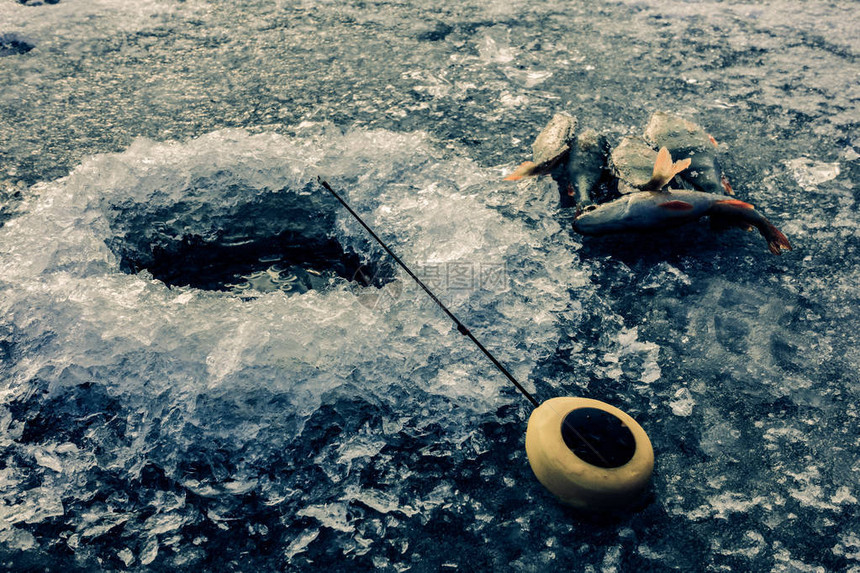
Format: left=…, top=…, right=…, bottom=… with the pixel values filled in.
left=709, top=134, right=719, bottom=148
left=673, top=157, right=692, bottom=177
left=504, top=161, right=538, bottom=181
left=715, top=199, right=755, bottom=210
left=764, top=224, right=793, bottom=255
left=648, top=147, right=692, bottom=190
left=659, top=200, right=695, bottom=211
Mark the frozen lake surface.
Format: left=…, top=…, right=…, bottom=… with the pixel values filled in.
left=1, top=0, right=858, bottom=571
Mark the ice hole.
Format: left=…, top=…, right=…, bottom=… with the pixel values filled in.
left=105, top=179, right=394, bottom=296
left=124, top=231, right=393, bottom=296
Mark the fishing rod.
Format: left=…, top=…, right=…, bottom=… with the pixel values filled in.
left=318, top=177, right=539, bottom=408
left=317, top=177, right=654, bottom=511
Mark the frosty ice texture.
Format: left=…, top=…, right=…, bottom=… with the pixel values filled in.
left=0, top=0, right=858, bottom=570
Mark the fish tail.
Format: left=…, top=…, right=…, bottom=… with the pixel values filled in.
left=761, top=221, right=793, bottom=255
left=712, top=199, right=793, bottom=255
left=504, top=161, right=539, bottom=181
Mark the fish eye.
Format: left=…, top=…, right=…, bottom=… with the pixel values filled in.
left=583, top=205, right=597, bottom=213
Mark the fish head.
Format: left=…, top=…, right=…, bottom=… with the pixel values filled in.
left=572, top=196, right=636, bottom=235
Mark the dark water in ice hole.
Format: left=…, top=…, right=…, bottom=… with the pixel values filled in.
left=122, top=231, right=393, bottom=296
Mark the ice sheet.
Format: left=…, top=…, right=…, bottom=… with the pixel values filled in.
left=0, top=0, right=858, bottom=570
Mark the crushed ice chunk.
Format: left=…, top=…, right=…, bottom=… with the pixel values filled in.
left=499, top=92, right=530, bottom=107
left=640, top=262, right=691, bottom=290
left=223, top=479, right=257, bottom=495
left=712, top=530, right=766, bottom=559
left=139, top=536, right=159, bottom=566
left=669, top=388, right=695, bottom=417
left=477, top=31, right=516, bottom=64
left=501, top=68, right=553, bottom=88
left=601, top=545, right=621, bottom=572
left=708, top=492, right=768, bottom=519
left=336, top=431, right=387, bottom=468
left=285, top=529, right=320, bottom=560
left=638, top=544, right=665, bottom=560
left=55, top=442, right=79, bottom=454
left=182, top=480, right=220, bottom=498
left=640, top=358, right=661, bottom=384
left=832, top=486, right=858, bottom=506
left=0, top=528, right=37, bottom=552
left=296, top=503, right=353, bottom=533
left=33, top=448, right=63, bottom=472
left=79, top=514, right=129, bottom=539
left=840, top=147, right=859, bottom=162
left=832, top=533, right=860, bottom=560
left=772, top=542, right=829, bottom=573
left=117, top=548, right=134, bottom=567
left=344, top=486, right=418, bottom=518
left=144, top=512, right=186, bottom=536
left=2, top=487, right=65, bottom=525
left=600, top=327, right=661, bottom=383
left=784, top=157, right=841, bottom=188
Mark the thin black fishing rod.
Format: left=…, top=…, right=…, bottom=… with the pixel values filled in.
left=318, top=177, right=541, bottom=409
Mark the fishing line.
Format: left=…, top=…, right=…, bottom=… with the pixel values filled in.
left=318, top=177, right=540, bottom=408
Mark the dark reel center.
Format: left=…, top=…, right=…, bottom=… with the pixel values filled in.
left=561, top=407, right=636, bottom=468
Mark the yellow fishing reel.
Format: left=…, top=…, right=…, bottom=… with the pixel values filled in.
left=526, top=397, right=653, bottom=509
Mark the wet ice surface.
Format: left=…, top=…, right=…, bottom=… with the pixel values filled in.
left=0, top=0, right=858, bottom=571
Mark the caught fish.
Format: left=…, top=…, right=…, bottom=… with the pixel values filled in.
left=504, top=114, right=608, bottom=210
left=506, top=110, right=793, bottom=254
left=573, top=150, right=792, bottom=255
